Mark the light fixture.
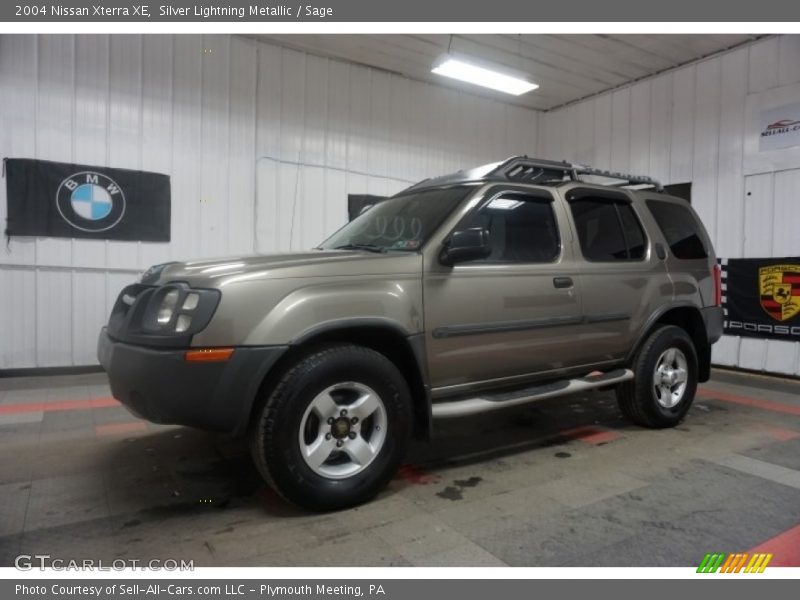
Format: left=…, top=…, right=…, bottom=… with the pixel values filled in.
left=431, top=54, right=538, bottom=96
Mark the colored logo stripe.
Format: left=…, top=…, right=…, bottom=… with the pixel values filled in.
left=697, top=552, right=772, bottom=573
left=697, top=553, right=726, bottom=573
left=747, top=553, right=770, bottom=572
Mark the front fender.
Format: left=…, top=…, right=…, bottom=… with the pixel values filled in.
left=244, top=277, right=424, bottom=345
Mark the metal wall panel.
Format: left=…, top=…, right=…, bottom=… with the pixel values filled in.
left=669, top=65, right=695, bottom=185
left=739, top=173, right=773, bottom=371
left=593, top=93, right=613, bottom=171
left=748, top=37, right=779, bottom=94
left=107, top=35, right=142, bottom=271
left=610, top=88, right=631, bottom=173
left=35, top=269, right=72, bottom=367
left=36, top=35, right=75, bottom=269
left=226, top=38, right=258, bottom=258
left=540, top=36, right=800, bottom=376
left=629, top=81, right=651, bottom=177
left=777, top=35, right=800, bottom=87
left=0, top=35, right=37, bottom=266
left=711, top=48, right=748, bottom=368
left=140, top=34, right=175, bottom=268
left=199, top=35, right=231, bottom=260
left=691, top=58, right=721, bottom=244
left=72, top=271, right=107, bottom=365
left=648, top=73, right=673, bottom=185
left=0, top=33, right=542, bottom=368
left=72, top=35, right=110, bottom=271
left=0, top=269, right=37, bottom=368
left=171, top=35, right=203, bottom=262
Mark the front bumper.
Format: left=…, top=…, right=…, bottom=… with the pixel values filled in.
left=97, top=328, right=287, bottom=435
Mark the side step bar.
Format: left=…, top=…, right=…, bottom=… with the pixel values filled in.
left=431, top=368, right=634, bottom=419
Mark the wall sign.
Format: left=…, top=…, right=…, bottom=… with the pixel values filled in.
left=759, top=101, right=800, bottom=151
left=4, top=158, right=171, bottom=241
left=720, top=257, right=800, bottom=341
left=745, top=82, right=800, bottom=175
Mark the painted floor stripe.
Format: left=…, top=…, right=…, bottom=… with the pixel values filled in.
left=698, top=388, right=800, bottom=416
left=0, top=396, right=119, bottom=415
left=754, top=423, right=800, bottom=442
left=713, top=454, right=800, bottom=491
left=750, top=523, right=800, bottom=567
left=561, top=426, right=621, bottom=445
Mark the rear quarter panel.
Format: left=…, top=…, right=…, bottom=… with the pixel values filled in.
left=638, top=192, right=717, bottom=309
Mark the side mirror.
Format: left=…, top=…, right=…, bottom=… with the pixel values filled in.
left=439, top=228, right=491, bottom=266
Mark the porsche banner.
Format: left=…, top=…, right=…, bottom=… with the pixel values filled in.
left=4, top=158, right=170, bottom=241
left=720, top=257, right=800, bottom=341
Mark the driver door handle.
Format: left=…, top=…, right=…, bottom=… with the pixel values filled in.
left=553, top=276, right=573, bottom=289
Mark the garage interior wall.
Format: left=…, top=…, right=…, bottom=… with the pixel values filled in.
left=0, top=34, right=539, bottom=369
left=538, top=35, right=800, bottom=377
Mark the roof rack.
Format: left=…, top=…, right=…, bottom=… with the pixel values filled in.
left=489, top=156, right=663, bottom=192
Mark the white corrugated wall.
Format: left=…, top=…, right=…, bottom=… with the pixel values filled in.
left=538, top=35, right=800, bottom=377
left=0, top=34, right=540, bottom=369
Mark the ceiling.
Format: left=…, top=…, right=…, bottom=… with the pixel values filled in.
left=254, top=34, right=763, bottom=111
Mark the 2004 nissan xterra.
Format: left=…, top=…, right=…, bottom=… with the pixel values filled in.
left=98, top=156, right=724, bottom=510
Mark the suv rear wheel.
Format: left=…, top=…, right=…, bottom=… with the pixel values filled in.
left=249, top=343, right=412, bottom=511
left=616, top=325, right=698, bottom=428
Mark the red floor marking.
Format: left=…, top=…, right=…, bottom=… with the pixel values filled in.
left=749, top=523, right=800, bottom=567
left=754, top=423, right=800, bottom=442
left=395, top=464, right=441, bottom=485
left=561, top=426, right=621, bottom=445
left=698, top=388, right=800, bottom=417
left=95, top=421, right=147, bottom=436
left=0, top=396, right=119, bottom=415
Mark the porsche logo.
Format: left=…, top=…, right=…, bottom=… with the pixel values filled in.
left=759, top=265, right=800, bottom=322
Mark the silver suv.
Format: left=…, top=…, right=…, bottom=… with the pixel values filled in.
left=98, top=157, right=723, bottom=510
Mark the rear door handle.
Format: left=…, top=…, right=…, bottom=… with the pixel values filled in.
left=553, top=277, right=573, bottom=289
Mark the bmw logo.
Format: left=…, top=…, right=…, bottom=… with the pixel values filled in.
left=56, top=171, right=126, bottom=232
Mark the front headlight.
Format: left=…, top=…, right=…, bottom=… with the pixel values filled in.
left=157, top=289, right=180, bottom=325
left=108, top=282, right=221, bottom=345
left=140, top=283, right=221, bottom=337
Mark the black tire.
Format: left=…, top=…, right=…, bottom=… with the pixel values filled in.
left=248, top=343, right=412, bottom=511
left=616, top=325, right=698, bottom=428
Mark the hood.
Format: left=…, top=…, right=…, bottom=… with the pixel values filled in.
left=155, top=250, right=422, bottom=287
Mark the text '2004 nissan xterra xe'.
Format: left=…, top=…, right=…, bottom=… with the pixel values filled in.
left=98, top=157, right=724, bottom=511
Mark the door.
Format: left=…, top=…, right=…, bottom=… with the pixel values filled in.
left=564, top=188, right=667, bottom=360
left=423, top=187, right=586, bottom=396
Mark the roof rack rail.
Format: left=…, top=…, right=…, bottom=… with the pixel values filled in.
left=490, top=156, right=663, bottom=192
left=573, top=164, right=663, bottom=192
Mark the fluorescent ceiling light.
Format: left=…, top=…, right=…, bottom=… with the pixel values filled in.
left=432, top=55, right=538, bottom=96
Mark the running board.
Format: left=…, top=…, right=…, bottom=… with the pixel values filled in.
left=431, top=368, right=634, bottom=419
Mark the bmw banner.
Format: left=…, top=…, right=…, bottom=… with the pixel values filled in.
left=719, top=257, right=800, bottom=341
left=4, top=158, right=170, bottom=241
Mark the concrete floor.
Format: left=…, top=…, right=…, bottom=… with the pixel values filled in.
left=1, top=368, right=799, bottom=567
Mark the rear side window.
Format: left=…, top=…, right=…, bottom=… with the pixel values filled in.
left=569, top=197, right=647, bottom=261
left=646, top=200, right=708, bottom=259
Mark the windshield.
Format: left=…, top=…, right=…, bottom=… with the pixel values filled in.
left=318, top=186, right=473, bottom=252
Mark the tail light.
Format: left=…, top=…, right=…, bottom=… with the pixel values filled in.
left=713, top=264, right=722, bottom=306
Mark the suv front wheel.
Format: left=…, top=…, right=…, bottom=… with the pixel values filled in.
left=249, top=343, right=413, bottom=511
left=616, top=325, right=698, bottom=428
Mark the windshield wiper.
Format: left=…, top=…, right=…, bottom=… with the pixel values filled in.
left=332, top=243, right=387, bottom=253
